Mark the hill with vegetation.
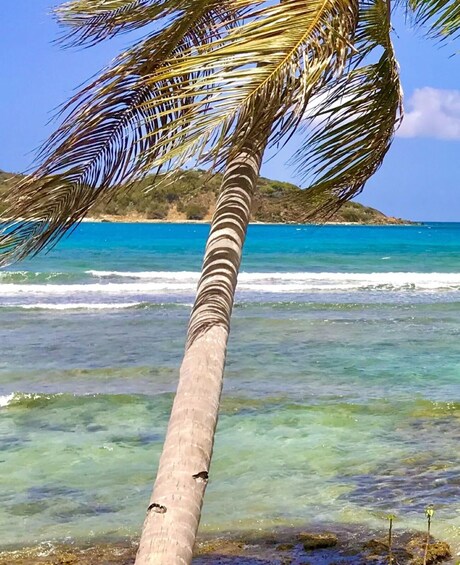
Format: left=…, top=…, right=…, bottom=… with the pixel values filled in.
left=0, top=169, right=410, bottom=224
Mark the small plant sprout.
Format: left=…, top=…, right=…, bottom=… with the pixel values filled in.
left=423, top=505, right=435, bottom=565
left=386, top=514, right=397, bottom=564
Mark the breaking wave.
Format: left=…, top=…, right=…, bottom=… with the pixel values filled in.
left=2, top=270, right=460, bottom=309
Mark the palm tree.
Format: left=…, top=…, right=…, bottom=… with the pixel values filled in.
left=0, top=1, right=458, bottom=563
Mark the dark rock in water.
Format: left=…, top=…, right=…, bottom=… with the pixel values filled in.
left=0, top=542, right=136, bottom=564
left=423, top=542, right=451, bottom=564
left=275, top=543, right=295, bottom=551
left=362, top=537, right=413, bottom=564
left=406, top=533, right=451, bottom=564
left=0, top=436, right=28, bottom=450
left=361, top=533, right=452, bottom=565
left=343, top=463, right=460, bottom=513
left=363, top=538, right=389, bottom=552
left=85, top=423, right=107, bottom=432
left=7, top=501, right=50, bottom=517
left=195, top=539, right=246, bottom=556
left=26, top=485, right=82, bottom=500
left=298, top=532, right=338, bottom=550
left=340, top=408, right=460, bottom=516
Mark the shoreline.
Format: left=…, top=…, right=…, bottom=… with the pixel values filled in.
left=82, top=215, right=418, bottom=226
left=0, top=526, right=454, bottom=564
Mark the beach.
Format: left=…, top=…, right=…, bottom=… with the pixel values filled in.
left=0, top=222, right=459, bottom=562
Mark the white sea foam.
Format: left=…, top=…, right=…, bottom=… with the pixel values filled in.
left=19, top=303, right=141, bottom=310
left=83, top=270, right=460, bottom=292
left=86, top=270, right=195, bottom=281
left=0, top=271, right=69, bottom=281
left=0, top=282, right=194, bottom=295
left=2, top=272, right=460, bottom=302
left=0, top=393, right=63, bottom=408
left=0, top=271, right=29, bottom=278
left=0, top=393, right=15, bottom=408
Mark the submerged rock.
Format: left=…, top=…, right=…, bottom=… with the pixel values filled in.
left=275, top=543, right=295, bottom=551
left=0, top=542, right=136, bottom=565
left=195, top=539, right=246, bottom=556
left=362, top=537, right=412, bottom=564
left=298, top=532, right=338, bottom=550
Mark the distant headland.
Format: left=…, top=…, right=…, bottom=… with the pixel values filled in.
left=0, top=169, right=413, bottom=225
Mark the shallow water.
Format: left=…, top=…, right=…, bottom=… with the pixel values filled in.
left=0, top=223, right=459, bottom=554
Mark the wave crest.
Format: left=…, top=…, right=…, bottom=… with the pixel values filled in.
left=2, top=272, right=460, bottom=310
left=4, top=271, right=460, bottom=293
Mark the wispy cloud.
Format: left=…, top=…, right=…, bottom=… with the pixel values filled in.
left=398, top=87, right=460, bottom=140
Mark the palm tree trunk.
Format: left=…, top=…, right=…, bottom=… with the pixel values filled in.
left=135, top=140, right=267, bottom=565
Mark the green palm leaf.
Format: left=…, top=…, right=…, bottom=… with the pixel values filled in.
left=56, top=0, right=234, bottom=46
left=287, top=0, right=403, bottom=218
left=407, top=0, right=460, bottom=39
left=133, top=0, right=358, bottom=169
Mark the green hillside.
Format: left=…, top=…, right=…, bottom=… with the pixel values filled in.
left=0, top=169, right=410, bottom=224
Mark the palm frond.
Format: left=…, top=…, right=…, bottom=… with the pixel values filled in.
left=56, top=0, right=166, bottom=46
left=1, top=0, right=359, bottom=265
left=406, top=0, right=460, bottom=40
left=55, top=0, right=235, bottom=47
left=136, top=0, right=359, bottom=170
left=0, top=0, right=225, bottom=264
left=288, top=0, right=403, bottom=219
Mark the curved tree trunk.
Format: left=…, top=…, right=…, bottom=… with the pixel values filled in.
left=135, top=140, right=267, bottom=565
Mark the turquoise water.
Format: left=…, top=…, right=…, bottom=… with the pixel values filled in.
left=1, top=222, right=460, bottom=553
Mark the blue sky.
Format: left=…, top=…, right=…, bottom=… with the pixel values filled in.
left=1, top=2, right=459, bottom=221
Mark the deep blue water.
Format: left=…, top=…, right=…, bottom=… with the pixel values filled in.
left=0, top=222, right=459, bottom=553
left=10, top=221, right=460, bottom=274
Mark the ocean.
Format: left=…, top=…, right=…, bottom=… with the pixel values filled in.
left=0, top=222, right=459, bottom=554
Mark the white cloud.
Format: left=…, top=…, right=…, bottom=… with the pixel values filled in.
left=398, top=87, right=460, bottom=140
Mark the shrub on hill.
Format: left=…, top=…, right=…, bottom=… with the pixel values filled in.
left=146, top=202, right=169, bottom=220
left=185, top=203, right=208, bottom=220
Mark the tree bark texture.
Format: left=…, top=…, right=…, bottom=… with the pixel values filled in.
left=135, top=142, right=266, bottom=565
